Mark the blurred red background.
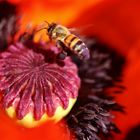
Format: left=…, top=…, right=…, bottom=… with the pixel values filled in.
left=2, top=0, right=140, bottom=139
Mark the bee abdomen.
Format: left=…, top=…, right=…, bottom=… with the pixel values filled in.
left=64, top=34, right=90, bottom=60
left=73, top=41, right=90, bottom=60
left=64, top=34, right=78, bottom=49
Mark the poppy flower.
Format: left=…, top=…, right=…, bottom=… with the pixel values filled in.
left=0, top=1, right=80, bottom=139
left=1, top=0, right=140, bottom=140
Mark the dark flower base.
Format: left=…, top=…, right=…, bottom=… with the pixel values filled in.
left=65, top=38, right=125, bottom=140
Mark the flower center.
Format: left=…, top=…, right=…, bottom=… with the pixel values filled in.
left=0, top=43, right=80, bottom=121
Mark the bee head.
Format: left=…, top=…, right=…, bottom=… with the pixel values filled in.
left=47, top=23, right=57, bottom=36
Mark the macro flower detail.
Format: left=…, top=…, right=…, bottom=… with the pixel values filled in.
left=0, top=43, right=80, bottom=123
left=67, top=98, right=121, bottom=140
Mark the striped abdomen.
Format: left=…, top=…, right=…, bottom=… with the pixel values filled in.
left=64, top=34, right=90, bottom=60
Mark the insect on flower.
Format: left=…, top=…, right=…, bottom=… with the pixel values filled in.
left=36, top=21, right=90, bottom=60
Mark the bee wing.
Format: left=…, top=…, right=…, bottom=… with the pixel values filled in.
left=68, top=28, right=81, bottom=37
left=68, top=24, right=94, bottom=34
left=68, top=24, right=96, bottom=47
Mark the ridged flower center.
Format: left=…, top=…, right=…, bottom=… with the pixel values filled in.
left=0, top=43, right=80, bottom=120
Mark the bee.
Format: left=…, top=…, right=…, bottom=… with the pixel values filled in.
left=37, top=21, right=90, bottom=60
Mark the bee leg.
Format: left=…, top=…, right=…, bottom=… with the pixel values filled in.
left=57, top=51, right=67, bottom=60
left=56, top=40, right=68, bottom=60
left=56, top=40, right=63, bottom=49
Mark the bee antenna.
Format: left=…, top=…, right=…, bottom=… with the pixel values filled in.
left=35, top=21, right=50, bottom=34
left=44, top=21, right=50, bottom=26
left=35, top=27, right=48, bottom=33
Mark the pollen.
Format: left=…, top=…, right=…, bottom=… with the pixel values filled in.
left=0, top=43, right=80, bottom=127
